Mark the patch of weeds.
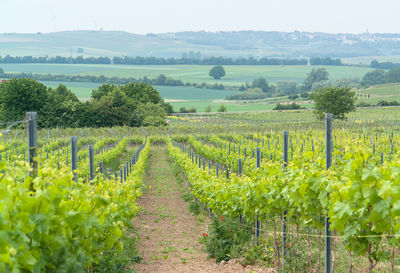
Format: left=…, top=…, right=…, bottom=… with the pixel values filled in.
left=278, top=244, right=309, bottom=273
left=181, top=257, right=188, bottom=264
left=240, top=240, right=273, bottom=266
left=163, top=254, right=169, bottom=260
left=154, top=219, right=159, bottom=223
left=188, top=201, right=201, bottom=215
left=182, top=192, right=193, bottom=202
left=201, top=216, right=252, bottom=263
left=151, top=252, right=159, bottom=260
left=171, top=220, right=176, bottom=225
left=93, top=224, right=142, bottom=273
left=145, top=235, right=150, bottom=240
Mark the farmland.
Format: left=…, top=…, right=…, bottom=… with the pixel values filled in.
left=0, top=63, right=373, bottom=86
left=2, top=108, right=400, bottom=272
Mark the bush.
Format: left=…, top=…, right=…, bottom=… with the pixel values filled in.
left=217, top=105, right=227, bottom=112
left=203, top=217, right=251, bottom=263
left=300, top=92, right=309, bottom=98
left=273, top=103, right=303, bottom=110
left=179, top=107, right=197, bottom=113
left=288, top=94, right=299, bottom=100
left=376, top=100, right=400, bottom=106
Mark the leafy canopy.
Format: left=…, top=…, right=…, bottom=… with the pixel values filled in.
left=310, top=86, right=356, bottom=120
left=209, top=65, right=226, bottom=80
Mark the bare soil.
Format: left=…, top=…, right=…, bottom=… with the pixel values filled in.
left=133, top=145, right=275, bottom=273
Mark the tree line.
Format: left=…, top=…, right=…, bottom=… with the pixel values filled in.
left=370, top=60, right=400, bottom=70
left=0, top=69, right=226, bottom=90
left=0, top=78, right=171, bottom=128
left=0, top=55, right=343, bottom=66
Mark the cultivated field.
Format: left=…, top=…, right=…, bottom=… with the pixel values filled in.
left=0, top=63, right=373, bottom=86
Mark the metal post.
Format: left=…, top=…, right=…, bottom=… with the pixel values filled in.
left=71, top=136, right=78, bottom=182
left=239, top=159, right=243, bottom=223
left=325, top=113, right=332, bottom=273
left=99, top=161, right=104, bottom=174
left=26, top=112, right=38, bottom=177
left=256, top=147, right=261, bottom=244
left=89, top=145, right=94, bottom=181
left=282, top=131, right=289, bottom=256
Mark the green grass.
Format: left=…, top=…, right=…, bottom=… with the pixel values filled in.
left=169, top=100, right=313, bottom=112
left=40, top=80, right=237, bottom=101
left=0, top=64, right=373, bottom=86
left=355, top=83, right=400, bottom=104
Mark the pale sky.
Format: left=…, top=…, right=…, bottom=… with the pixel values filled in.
left=1, top=0, right=399, bottom=34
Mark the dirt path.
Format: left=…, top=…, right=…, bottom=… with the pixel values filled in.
left=133, top=145, right=274, bottom=273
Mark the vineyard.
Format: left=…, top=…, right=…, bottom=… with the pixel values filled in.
left=1, top=110, right=400, bottom=272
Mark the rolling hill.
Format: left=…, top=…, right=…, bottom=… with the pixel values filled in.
left=1, top=30, right=400, bottom=60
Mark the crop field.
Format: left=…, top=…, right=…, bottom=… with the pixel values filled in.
left=356, top=83, right=400, bottom=104
left=0, top=63, right=373, bottom=86
left=2, top=108, right=400, bottom=272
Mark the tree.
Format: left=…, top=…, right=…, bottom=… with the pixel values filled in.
left=209, top=65, right=226, bottom=79
left=91, top=84, right=117, bottom=100
left=276, top=80, right=298, bottom=94
left=0, top=78, right=48, bottom=126
left=361, top=70, right=386, bottom=86
left=333, top=77, right=360, bottom=88
left=251, top=77, right=272, bottom=93
left=217, top=104, right=227, bottom=112
left=205, top=105, right=212, bottom=112
left=311, top=80, right=330, bottom=91
left=303, top=68, right=329, bottom=91
left=156, top=74, right=167, bottom=85
left=134, top=103, right=167, bottom=127
left=310, top=86, right=356, bottom=120
left=386, top=68, right=400, bottom=83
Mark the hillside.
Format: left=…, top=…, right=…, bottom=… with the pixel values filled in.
left=1, top=30, right=400, bottom=59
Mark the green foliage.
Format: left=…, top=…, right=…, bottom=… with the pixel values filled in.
left=300, top=92, right=309, bottom=98
left=134, top=103, right=167, bottom=127
left=310, top=86, right=356, bottom=120
left=251, top=77, right=273, bottom=93
left=0, top=79, right=166, bottom=128
left=93, top=224, right=141, bottom=273
left=361, top=69, right=386, bottom=86
left=179, top=107, right=197, bottom=113
left=273, top=103, right=303, bottom=110
left=217, top=105, right=227, bottom=112
left=203, top=217, right=251, bottom=263
left=276, top=80, right=298, bottom=95
left=386, top=68, right=400, bottom=83
left=0, top=137, right=152, bottom=272
left=0, top=78, right=48, bottom=126
left=188, top=201, right=201, bottom=215
left=333, top=77, right=360, bottom=88
left=311, top=80, right=330, bottom=91
left=205, top=105, right=212, bottom=112
left=303, top=68, right=329, bottom=91
left=209, top=65, right=226, bottom=80
left=287, top=94, right=299, bottom=100
left=225, top=88, right=269, bottom=100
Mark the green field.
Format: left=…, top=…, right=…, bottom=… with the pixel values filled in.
left=356, top=83, right=400, bottom=104
left=41, top=81, right=237, bottom=102
left=4, top=63, right=399, bottom=112
left=0, top=64, right=373, bottom=86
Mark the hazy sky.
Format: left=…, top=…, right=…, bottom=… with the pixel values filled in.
left=1, top=0, right=399, bottom=34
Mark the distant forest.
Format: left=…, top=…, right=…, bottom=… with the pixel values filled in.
left=0, top=55, right=344, bottom=66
